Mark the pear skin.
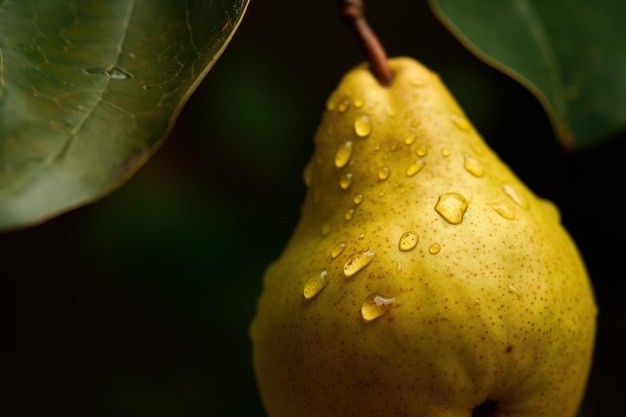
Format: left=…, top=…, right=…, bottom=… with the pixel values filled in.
left=251, top=57, right=597, bottom=417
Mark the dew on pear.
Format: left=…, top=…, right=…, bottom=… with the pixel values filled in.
left=354, top=114, right=372, bottom=138
left=353, top=193, right=364, bottom=205
left=411, top=119, right=421, bottom=128
left=353, top=97, right=365, bottom=108
left=339, top=172, right=353, bottom=190
left=405, top=135, right=416, bottom=145
left=345, top=208, right=355, bottom=221
left=463, top=154, right=484, bottom=177
left=378, top=166, right=390, bottom=181
left=428, top=243, right=441, bottom=254
left=435, top=193, right=468, bottom=224
left=406, top=159, right=425, bottom=177
left=337, top=98, right=350, bottom=113
left=321, top=225, right=331, bottom=236
left=416, top=145, right=428, bottom=157
left=399, top=232, right=419, bottom=251
left=410, top=77, right=427, bottom=87
left=491, top=202, right=516, bottom=220
left=411, top=93, right=420, bottom=102
left=334, top=140, right=353, bottom=169
left=303, top=270, right=329, bottom=300
left=361, top=293, right=396, bottom=321
left=331, top=242, right=346, bottom=259
left=343, top=248, right=376, bottom=277
left=450, top=113, right=471, bottom=131
left=441, top=148, right=451, bottom=157
left=502, top=183, right=528, bottom=208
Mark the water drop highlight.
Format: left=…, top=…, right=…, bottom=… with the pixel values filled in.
left=428, top=243, right=441, bottom=254
left=345, top=208, right=355, bottom=221
left=491, top=202, right=515, bottom=220
left=331, top=242, right=346, bottom=259
left=435, top=193, right=468, bottom=224
left=339, top=172, right=353, bottom=190
left=334, top=141, right=353, bottom=169
left=361, top=293, right=396, bottom=321
left=406, top=160, right=425, bottom=177
left=450, top=114, right=471, bottom=131
left=303, top=270, right=328, bottom=300
left=463, top=154, right=484, bottom=177
left=399, top=232, right=419, bottom=251
left=353, top=193, right=364, bottom=205
left=343, top=248, right=376, bottom=277
left=378, top=166, right=390, bottom=181
left=502, top=183, right=528, bottom=208
left=354, top=114, right=372, bottom=138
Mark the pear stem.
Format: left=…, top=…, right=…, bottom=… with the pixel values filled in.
left=339, top=0, right=394, bottom=87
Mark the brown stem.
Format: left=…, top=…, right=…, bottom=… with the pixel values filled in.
left=339, top=0, right=393, bottom=86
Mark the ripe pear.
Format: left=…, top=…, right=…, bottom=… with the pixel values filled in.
left=251, top=57, right=596, bottom=417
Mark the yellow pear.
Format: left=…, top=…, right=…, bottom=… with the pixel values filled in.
left=251, top=57, right=596, bottom=417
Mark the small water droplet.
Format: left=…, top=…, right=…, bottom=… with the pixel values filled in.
left=416, top=145, right=428, bottom=157
left=398, top=232, right=419, bottom=251
left=491, top=202, right=515, bottom=220
left=303, top=162, right=313, bottom=186
left=331, top=242, right=346, bottom=258
left=303, top=270, right=328, bottom=300
left=508, top=284, right=522, bottom=298
left=353, top=98, right=365, bottom=108
left=463, top=154, right=484, bottom=177
left=435, top=193, right=468, bottom=224
left=441, top=148, right=451, bottom=157
left=337, top=98, right=350, bottom=113
left=345, top=208, right=355, bottom=221
left=411, top=93, right=420, bottom=102
left=358, top=233, right=366, bottom=239
left=502, top=183, right=527, bottom=208
left=410, top=119, right=421, bottom=128
left=405, top=135, right=416, bottom=145
left=361, top=293, right=396, bottom=321
left=378, top=166, right=390, bottom=181
left=404, top=110, right=413, bottom=119
left=334, top=140, right=353, bottom=168
left=354, top=114, right=372, bottom=138
left=339, top=172, right=353, bottom=190
left=321, top=225, right=331, bottom=236
left=450, top=114, right=471, bottom=131
left=406, top=159, right=425, bottom=177
left=353, top=193, right=364, bottom=205
left=343, top=248, right=376, bottom=277
left=428, top=243, right=441, bottom=254
left=410, top=78, right=427, bottom=87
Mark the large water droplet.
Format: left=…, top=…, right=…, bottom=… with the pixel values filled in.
left=378, top=166, right=390, bottom=181
left=450, top=114, right=471, bottom=131
left=435, top=193, right=468, bottom=224
left=361, top=293, right=396, bottom=321
left=343, top=248, right=376, bottom=277
left=399, top=232, right=419, bottom=251
left=335, top=141, right=353, bottom=168
left=339, top=172, right=353, bottom=190
left=345, top=208, right=355, bottom=221
left=354, top=114, right=372, bottom=138
left=428, top=243, right=441, bottom=254
left=463, top=154, right=484, bottom=177
left=502, top=183, right=528, bottom=208
left=353, top=193, right=364, bottom=205
left=331, top=242, right=346, bottom=258
left=405, top=135, right=416, bottom=145
left=416, top=145, right=428, bottom=157
left=491, top=202, right=515, bottom=220
left=303, top=270, right=328, bottom=300
left=406, top=159, right=425, bottom=177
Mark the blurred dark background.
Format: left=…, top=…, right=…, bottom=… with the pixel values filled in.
left=0, top=1, right=623, bottom=416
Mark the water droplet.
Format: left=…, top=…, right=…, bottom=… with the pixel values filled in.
left=337, top=98, right=350, bottom=113
left=399, top=232, right=419, bottom=251
left=411, top=93, right=420, bottom=102
left=345, top=208, right=355, bottom=221
left=303, top=162, right=313, bottom=186
left=428, top=243, right=441, bottom=254
left=353, top=97, right=365, bottom=108
left=502, top=183, right=527, bottom=208
left=321, top=225, right=331, bottom=236
left=416, top=145, right=428, bottom=157
left=378, top=166, right=390, bottom=181
left=410, top=78, right=427, bottom=87
left=404, top=110, right=413, bottom=119
left=334, top=141, right=353, bottom=168
left=435, top=193, right=468, bottom=224
left=354, top=114, right=372, bottom=138
left=411, top=119, right=421, bottom=128
left=406, top=159, right=425, bottom=177
left=343, top=248, right=376, bottom=277
left=491, top=202, right=515, bottom=220
left=331, top=242, right=346, bottom=258
left=361, top=293, right=396, bottom=321
left=358, top=233, right=366, bottom=239
left=508, top=284, right=522, bottom=298
left=303, top=270, right=328, bottom=300
left=450, top=114, right=471, bottom=131
left=353, top=193, right=364, bottom=205
left=405, top=135, right=416, bottom=145
left=339, top=172, right=353, bottom=190
left=463, top=154, right=484, bottom=177
left=441, top=148, right=451, bottom=157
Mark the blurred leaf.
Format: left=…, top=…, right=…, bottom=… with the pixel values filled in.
left=429, top=0, right=626, bottom=149
left=0, top=0, right=249, bottom=230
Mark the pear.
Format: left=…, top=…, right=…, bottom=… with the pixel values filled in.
left=251, top=57, right=596, bottom=417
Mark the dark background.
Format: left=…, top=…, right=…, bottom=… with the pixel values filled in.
left=0, top=1, right=624, bottom=416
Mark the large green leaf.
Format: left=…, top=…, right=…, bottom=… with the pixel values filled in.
left=429, top=0, right=626, bottom=149
left=0, top=0, right=248, bottom=230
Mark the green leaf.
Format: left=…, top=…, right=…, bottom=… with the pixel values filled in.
left=0, top=0, right=249, bottom=230
left=429, top=0, right=626, bottom=149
